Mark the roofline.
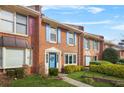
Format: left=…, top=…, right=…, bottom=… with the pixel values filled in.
left=16, top=5, right=40, bottom=15
left=42, top=16, right=83, bottom=34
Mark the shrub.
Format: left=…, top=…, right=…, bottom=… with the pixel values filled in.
left=90, top=60, right=112, bottom=65
left=102, top=48, right=119, bottom=64
left=83, top=78, right=95, bottom=85
left=118, top=59, right=124, bottom=64
left=6, top=68, right=24, bottom=79
left=15, top=68, right=24, bottom=79
left=90, top=64, right=124, bottom=78
left=49, top=68, right=58, bottom=76
left=6, top=69, right=16, bottom=78
left=90, top=61, right=101, bottom=65
left=64, top=65, right=84, bottom=74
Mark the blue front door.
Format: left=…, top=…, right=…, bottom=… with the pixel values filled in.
left=49, top=53, right=56, bottom=68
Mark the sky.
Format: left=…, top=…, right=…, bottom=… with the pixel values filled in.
left=42, top=5, right=124, bottom=44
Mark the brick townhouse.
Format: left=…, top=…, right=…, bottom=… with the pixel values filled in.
left=0, top=5, right=108, bottom=75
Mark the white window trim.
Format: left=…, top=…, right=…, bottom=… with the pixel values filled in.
left=68, top=32, right=75, bottom=46
left=64, top=53, right=77, bottom=66
left=0, top=9, right=28, bottom=37
left=49, top=27, right=57, bottom=44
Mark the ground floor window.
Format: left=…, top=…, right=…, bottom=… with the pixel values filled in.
left=93, top=56, right=97, bottom=61
left=0, top=48, right=32, bottom=69
left=64, top=53, right=77, bottom=65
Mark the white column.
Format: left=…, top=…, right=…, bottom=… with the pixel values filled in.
left=2, top=47, right=6, bottom=70
left=25, top=49, right=28, bottom=65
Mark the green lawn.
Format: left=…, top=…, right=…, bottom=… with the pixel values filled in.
left=10, top=75, right=74, bottom=87
left=67, top=71, right=124, bottom=87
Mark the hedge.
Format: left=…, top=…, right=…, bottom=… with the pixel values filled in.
left=64, top=65, right=84, bottom=74
left=118, top=59, right=124, bottom=64
left=90, top=60, right=112, bottom=65
left=6, top=68, right=25, bottom=79
left=49, top=68, right=58, bottom=76
left=90, top=64, right=124, bottom=78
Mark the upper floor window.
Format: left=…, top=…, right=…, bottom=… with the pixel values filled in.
left=0, top=10, right=14, bottom=33
left=46, top=24, right=61, bottom=44
left=84, top=38, right=90, bottom=49
left=0, top=10, right=28, bottom=35
left=66, top=32, right=77, bottom=46
left=93, top=40, right=99, bottom=50
left=69, top=33, right=74, bottom=45
left=16, top=14, right=27, bottom=35
left=50, top=28, right=57, bottom=43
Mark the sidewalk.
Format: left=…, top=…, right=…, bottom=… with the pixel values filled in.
left=59, top=74, right=93, bottom=87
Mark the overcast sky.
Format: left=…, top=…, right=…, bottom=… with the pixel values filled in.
left=42, top=5, right=124, bottom=44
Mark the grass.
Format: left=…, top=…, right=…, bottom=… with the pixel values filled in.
left=67, top=71, right=124, bottom=87
left=10, top=74, right=75, bottom=87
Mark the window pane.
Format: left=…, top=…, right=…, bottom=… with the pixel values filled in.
left=16, top=14, right=27, bottom=25
left=50, top=33, right=56, bottom=42
left=1, top=20, right=13, bottom=33
left=69, top=38, right=74, bottom=44
left=69, top=33, right=74, bottom=45
left=73, top=55, right=76, bottom=63
left=69, top=55, right=72, bottom=64
left=65, top=54, right=68, bottom=64
left=50, top=28, right=57, bottom=42
left=16, top=24, right=27, bottom=34
left=1, top=10, right=14, bottom=21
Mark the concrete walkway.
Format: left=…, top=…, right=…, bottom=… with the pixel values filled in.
left=59, top=74, right=92, bottom=87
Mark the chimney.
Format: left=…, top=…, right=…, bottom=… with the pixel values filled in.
left=28, top=5, right=42, bottom=13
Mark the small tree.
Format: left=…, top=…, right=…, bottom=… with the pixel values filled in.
left=102, top=48, right=119, bottom=64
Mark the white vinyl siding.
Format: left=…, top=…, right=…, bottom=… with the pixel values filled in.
left=5, top=49, right=24, bottom=68
left=0, top=9, right=28, bottom=36
left=64, top=53, right=77, bottom=65
left=25, top=49, right=32, bottom=66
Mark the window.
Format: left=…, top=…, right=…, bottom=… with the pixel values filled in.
left=46, top=54, right=48, bottom=63
left=93, top=41, right=99, bottom=50
left=84, top=38, right=90, bottom=49
left=69, top=54, right=72, bottom=64
left=5, top=49, right=25, bottom=68
left=69, top=33, right=74, bottom=45
left=64, top=54, right=77, bottom=64
left=0, top=9, right=28, bottom=35
left=16, top=14, right=27, bottom=35
left=50, top=28, right=57, bottom=42
left=0, top=10, right=14, bottom=33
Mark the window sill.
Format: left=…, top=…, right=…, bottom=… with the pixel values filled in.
left=64, top=63, right=77, bottom=66
left=0, top=31, right=28, bottom=37
left=68, top=44, right=75, bottom=47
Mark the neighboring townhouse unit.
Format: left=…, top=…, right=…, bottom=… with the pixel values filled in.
left=104, top=41, right=124, bottom=59
left=0, top=5, right=41, bottom=74
left=82, top=33, right=104, bottom=66
left=66, top=24, right=104, bottom=66
left=39, top=16, right=83, bottom=75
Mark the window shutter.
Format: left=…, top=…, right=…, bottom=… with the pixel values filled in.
left=66, top=32, right=69, bottom=45
left=46, top=24, right=50, bottom=42
left=74, top=33, right=77, bottom=45
left=57, top=28, right=61, bottom=43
